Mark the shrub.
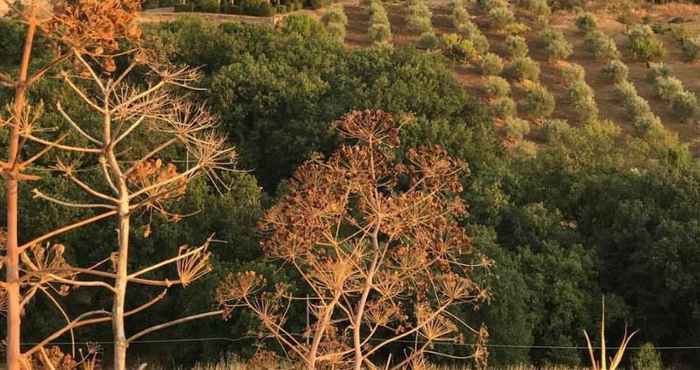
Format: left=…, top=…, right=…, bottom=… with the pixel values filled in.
left=646, top=63, right=671, bottom=83
left=457, top=21, right=490, bottom=53
left=407, top=0, right=433, bottom=33
left=513, top=139, right=538, bottom=157
left=680, top=36, right=700, bottom=62
left=634, top=112, right=663, bottom=133
left=505, top=117, right=531, bottom=140
left=321, top=5, right=348, bottom=26
left=601, top=59, right=628, bottom=83
left=541, top=28, right=573, bottom=60
left=505, top=35, right=529, bottom=58
left=491, top=96, right=517, bottom=119
left=654, top=76, right=684, bottom=102
left=522, top=0, right=551, bottom=26
left=194, top=0, right=221, bottom=12
left=479, top=0, right=508, bottom=11
left=238, top=0, right=275, bottom=16
left=416, top=32, right=439, bottom=50
left=485, top=76, right=511, bottom=97
left=626, top=24, right=666, bottom=61
left=521, top=80, right=555, bottom=119
left=504, top=22, right=531, bottom=35
left=625, top=95, right=654, bottom=118
left=567, top=80, right=598, bottom=123
left=479, top=53, right=504, bottom=76
left=488, top=6, right=515, bottom=30
left=559, top=62, right=585, bottom=86
left=576, top=12, right=597, bottom=33
left=671, top=91, right=698, bottom=122
left=615, top=80, right=639, bottom=103
left=584, top=30, right=621, bottom=60
left=452, top=5, right=470, bottom=28
left=506, top=56, right=540, bottom=81
left=369, top=22, right=392, bottom=47
left=632, top=343, right=663, bottom=370
left=441, top=33, right=478, bottom=62
left=543, top=118, right=570, bottom=140
left=325, top=21, right=346, bottom=42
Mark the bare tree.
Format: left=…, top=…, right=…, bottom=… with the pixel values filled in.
left=217, top=110, right=491, bottom=370
left=1, top=1, right=235, bottom=369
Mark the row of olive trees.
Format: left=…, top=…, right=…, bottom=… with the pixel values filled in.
left=1, top=1, right=235, bottom=369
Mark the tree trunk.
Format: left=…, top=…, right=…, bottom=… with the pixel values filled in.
left=112, top=205, right=130, bottom=370
left=5, top=10, right=38, bottom=370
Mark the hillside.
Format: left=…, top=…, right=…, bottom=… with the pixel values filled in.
left=338, top=0, right=700, bottom=152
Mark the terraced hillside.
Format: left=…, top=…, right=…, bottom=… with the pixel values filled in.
left=327, top=0, right=700, bottom=153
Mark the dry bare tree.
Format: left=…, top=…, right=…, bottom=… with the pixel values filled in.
left=1, top=1, right=235, bottom=369
left=217, top=110, right=491, bottom=370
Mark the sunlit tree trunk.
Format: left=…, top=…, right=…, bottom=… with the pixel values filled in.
left=5, top=6, right=37, bottom=370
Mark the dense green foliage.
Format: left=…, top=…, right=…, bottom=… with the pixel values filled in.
left=3, top=14, right=700, bottom=369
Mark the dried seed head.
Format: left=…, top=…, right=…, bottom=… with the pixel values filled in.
left=176, top=243, right=212, bottom=287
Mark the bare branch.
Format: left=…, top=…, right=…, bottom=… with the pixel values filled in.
left=32, top=189, right=116, bottom=210
left=127, top=310, right=224, bottom=343
left=19, top=210, right=119, bottom=254
left=24, top=311, right=112, bottom=357
left=56, top=102, right=102, bottom=145
left=21, top=133, right=102, bottom=153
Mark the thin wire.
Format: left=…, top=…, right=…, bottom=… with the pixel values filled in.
left=19, top=336, right=700, bottom=351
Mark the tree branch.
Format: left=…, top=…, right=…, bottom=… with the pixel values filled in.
left=127, top=310, right=224, bottom=343
left=19, top=210, right=118, bottom=253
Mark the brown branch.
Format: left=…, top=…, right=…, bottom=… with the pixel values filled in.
left=27, top=53, right=71, bottom=87
left=18, top=210, right=119, bottom=253
left=32, top=189, right=116, bottom=210
left=21, top=133, right=101, bottom=153
left=127, top=310, right=224, bottom=343
left=56, top=102, right=102, bottom=145
left=23, top=310, right=112, bottom=357
left=125, top=289, right=168, bottom=316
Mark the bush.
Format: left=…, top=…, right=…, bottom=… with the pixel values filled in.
left=559, top=63, right=585, bottom=86
left=194, top=0, right=221, bottom=12
left=584, top=30, right=621, bottom=60
left=491, top=96, right=517, bottom=119
left=479, top=53, right=504, bottom=76
left=441, top=33, right=478, bottom=63
left=479, top=0, right=508, bottom=11
left=407, top=0, right=433, bottom=33
left=485, top=76, right=511, bottom=97
left=654, top=76, right=684, bottom=102
left=680, top=36, right=700, bottom=62
left=601, top=59, right=628, bottom=84
left=505, top=35, right=529, bottom=58
left=505, top=117, right=531, bottom=140
left=452, top=5, right=470, bottom=28
left=416, top=32, right=439, bottom=50
left=615, top=80, right=637, bottom=98
left=321, top=5, right=348, bottom=26
left=540, top=28, right=573, bottom=60
left=671, top=91, right=698, bottom=122
left=625, top=95, right=654, bottom=118
left=504, top=22, right=531, bottom=35
left=456, top=21, right=490, bottom=53
left=626, top=24, right=666, bottom=61
left=488, top=6, right=515, bottom=30
left=325, top=21, right=346, bottom=42
left=369, top=22, right=392, bottom=47
left=505, top=56, right=540, bottom=81
left=522, top=0, right=551, bottom=26
left=646, top=62, right=671, bottom=83
left=575, top=12, right=597, bottom=33
left=632, top=343, right=663, bottom=370
left=238, top=0, right=275, bottom=16
left=567, top=80, right=598, bottom=123
left=521, top=80, right=555, bottom=119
